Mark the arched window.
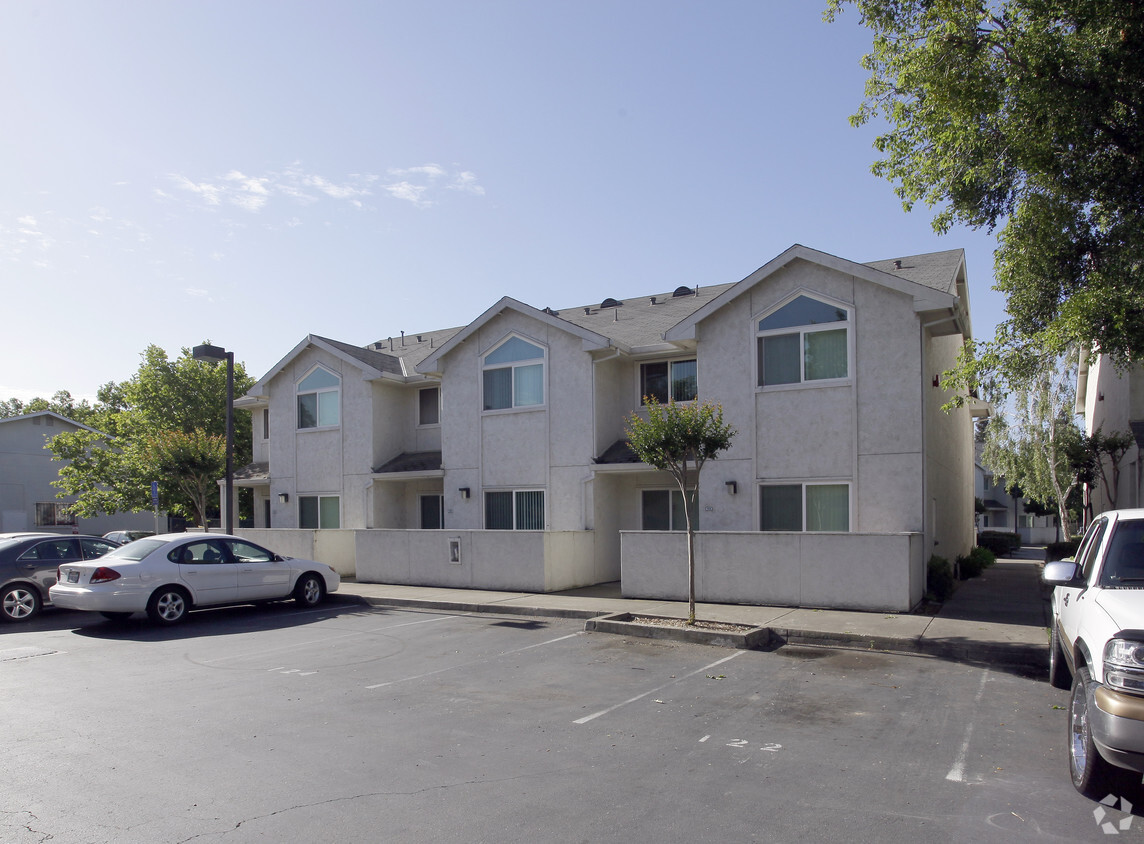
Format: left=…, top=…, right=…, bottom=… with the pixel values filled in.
left=756, top=295, right=849, bottom=387
left=483, top=336, right=545, bottom=411
left=297, top=366, right=340, bottom=429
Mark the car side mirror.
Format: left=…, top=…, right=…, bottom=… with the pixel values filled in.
left=1043, top=559, right=1084, bottom=587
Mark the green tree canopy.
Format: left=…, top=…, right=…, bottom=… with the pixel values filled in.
left=48, top=344, right=253, bottom=525
left=0, top=390, right=100, bottom=427
left=827, top=0, right=1144, bottom=380
left=625, top=398, right=736, bottom=624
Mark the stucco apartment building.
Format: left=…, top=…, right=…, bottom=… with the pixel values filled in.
left=234, top=244, right=981, bottom=612
left=1077, top=354, right=1144, bottom=515
left=0, top=411, right=157, bottom=536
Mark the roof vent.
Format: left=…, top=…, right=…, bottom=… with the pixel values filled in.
left=650, top=296, right=657, bottom=305
left=543, top=307, right=559, bottom=316
left=600, top=297, right=623, bottom=309
left=584, top=307, right=592, bottom=315
left=893, top=260, right=902, bottom=270
left=672, top=286, right=695, bottom=298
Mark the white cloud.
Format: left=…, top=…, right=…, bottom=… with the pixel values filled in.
left=170, top=175, right=223, bottom=205
left=449, top=171, right=486, bottom=196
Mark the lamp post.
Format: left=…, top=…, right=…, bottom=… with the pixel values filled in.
left=192, top=343, right=234, bottom=534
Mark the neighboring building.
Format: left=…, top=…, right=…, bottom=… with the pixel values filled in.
left=1077, top=355, right=1144, bottom=516
left=234, top=244, right=983, bottom=611
left=0, top=411, right=159, bottom=536
left=975, top=443, right=1058, bottom=544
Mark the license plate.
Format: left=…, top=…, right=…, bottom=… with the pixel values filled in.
left=67, top=570, right=79, bottom=583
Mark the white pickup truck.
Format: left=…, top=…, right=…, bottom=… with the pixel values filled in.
left=1044, top=509, right=1144, bottom=796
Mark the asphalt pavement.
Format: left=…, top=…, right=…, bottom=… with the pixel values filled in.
left=334, top=546, right=1051, bottom=672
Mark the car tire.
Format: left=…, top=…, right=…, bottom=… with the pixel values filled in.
left=1, top=584, right=41, bottom=623
left=146, top=586, right=190, bottom=625
left=1069, top=665, right=1120, bottom=797
left=100, top=611, right=133, bottom=622
left=1049, top=624, right=1071, bottom=690
left=293, top=573, right=326, bottom=608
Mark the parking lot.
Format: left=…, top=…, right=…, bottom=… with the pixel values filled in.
left=3, top=600, right=1141, bottom=843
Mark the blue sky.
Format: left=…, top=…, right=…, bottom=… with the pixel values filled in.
left=2, top=1, right=1007, bottom=403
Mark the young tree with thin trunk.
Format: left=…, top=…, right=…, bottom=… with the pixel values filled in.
left=625, top=398, right=736, bottom=625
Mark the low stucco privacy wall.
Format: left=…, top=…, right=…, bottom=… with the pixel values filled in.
left=355, top=529, right=599, bottom=593
left=620, top=531, right=926, bottom=612
left=236, top=528, right=358, bottom=577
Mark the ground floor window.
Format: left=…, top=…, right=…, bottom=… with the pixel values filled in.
left=420, top=494, right=444, bottom=529
left=759, top=483, right=849, bottom=532
left=485, top=490, right=544, bottom=530
left=641, top=489, right=695, bottom=531
left=299, top=495, right=340, bottom=529
left=35, top=502, right=75, bottom=527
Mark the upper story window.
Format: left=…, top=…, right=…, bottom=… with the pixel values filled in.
left=756, top=295, right=849, bottom=387
left=483, top=336, right=545, bottom=411
left=262, top=408, right=270, bottom=440
left=297, top=366, right=340, bottom=429
left=640, top=359, right=697, bottom=404
left=419, top=386, right=440, bottom=426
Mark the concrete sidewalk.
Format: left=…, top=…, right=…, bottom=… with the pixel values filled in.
left=333, top=548, right=1051, bottom=671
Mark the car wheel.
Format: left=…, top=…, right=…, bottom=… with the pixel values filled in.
left=1069, top=665, right=1120, bottom=797
left=1, top=584, right=41, bottom=623
left=146, top=586, right=190, bottom=625
left=293, top=573, right=326, bottom=608
left=1049, top=624, right=1071, bottom=690
left=100, top=611, right=133, bottom=622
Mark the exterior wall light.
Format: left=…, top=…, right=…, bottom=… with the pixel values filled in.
left=725, top=481, right=737, bottom=495
left=278, top=493, right=289, bottom=504
left=459, top=487, right=471, bottom=499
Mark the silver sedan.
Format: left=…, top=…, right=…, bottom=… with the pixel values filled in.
left=50, top=533, right=340, bottom=625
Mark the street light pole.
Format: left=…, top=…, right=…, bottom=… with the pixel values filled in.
left=192, top=343, right=235, bottom=534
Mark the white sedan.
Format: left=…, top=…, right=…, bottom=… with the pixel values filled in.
left=50, top=533, right=340, bottom=625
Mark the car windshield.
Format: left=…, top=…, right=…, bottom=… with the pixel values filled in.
left=1100, top=519, right=1144, bottom=586
left=104, top=537, right=167, bottom=561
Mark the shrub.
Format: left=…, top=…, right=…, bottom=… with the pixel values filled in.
left=958, top=546, right=996, bottom=580
left=1046, top=539, right=1080, bottom=562
left=977, top=531, right=1021, bottom=557
left=927, top=554, right=954, bottom=602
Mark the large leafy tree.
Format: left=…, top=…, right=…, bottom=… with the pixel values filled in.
left=980, top=351, right=1086, bottom=536
left=0, top=390, right=100, bottom=427
left=48, top=344, right=253, bottom=526
left=827, top=0, right=1144, bottom=379
left=625, top=398, right=736, bottom=624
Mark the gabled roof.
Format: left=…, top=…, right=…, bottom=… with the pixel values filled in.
left=0, top=410, right=102, bottom=436
left=416, top=297, right=617, bottom=375
left=665, top=244, right=970, bottom=342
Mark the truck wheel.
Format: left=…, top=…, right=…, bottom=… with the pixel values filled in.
left=1069, top=666, right=1119, bottom=797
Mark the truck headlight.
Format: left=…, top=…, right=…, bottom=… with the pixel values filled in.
left=1104, top=639, right=1144, bottom=693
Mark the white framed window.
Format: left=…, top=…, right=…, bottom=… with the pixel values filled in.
left=420, top=494, right=444, bottom=529
left=756, top=295, right=849, bottom=387
left=485, top=489, right=545, bottom=530
left=299, top=495, right=340, bottom=529
left=297, top=366, right=340, bottom=429
left=482, top=336, right=545, bottom=411
left=262, top=408, right=270, bottom=440
left=35, top=502, right=75, bottom=527
left=759, top=482, right=850, bottom=532
left=640, top=359, right=697, bottom=404
left=419, top=386, right=441, bottom=426
left=641, top=489, right=695, bottom=531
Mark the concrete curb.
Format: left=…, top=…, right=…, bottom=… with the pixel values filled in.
left=585, top=612, right=772, bottom=650
left=340, top=593, right=1047, bottom=670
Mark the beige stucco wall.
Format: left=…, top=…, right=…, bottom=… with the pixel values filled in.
left=923, top=332, right=975, bottom=560
left=620, top=530, right=925, bottom=611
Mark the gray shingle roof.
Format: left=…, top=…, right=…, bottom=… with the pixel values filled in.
left=863, top=249, right=965, bottom=295
left=373, top=451, right=443, bottom=474
left=311, top=247, right=965, bottom=378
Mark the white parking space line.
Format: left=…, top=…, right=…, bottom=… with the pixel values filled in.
left=365, top=631, right=583, bottom=689
left=196, top=613, right=458, bottom=665
left=945, top=668, right=991, bottom=782
left=574, top=651, right=745, bottom=725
